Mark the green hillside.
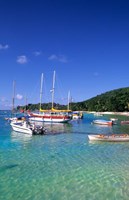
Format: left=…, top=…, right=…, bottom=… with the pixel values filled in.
left=70, top=87, right=129, bottom=112
left=18, top=87, right=129, bottom=112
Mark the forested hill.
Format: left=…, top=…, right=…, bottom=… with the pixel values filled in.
left=19, top=87, right=129, bottom=112
left=71, top=87, right=129, bottom=112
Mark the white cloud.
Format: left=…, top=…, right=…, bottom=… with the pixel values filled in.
left=48, top=54, right=68, bottom=63
left=48, top=54, right=58, bottom=60
left=33, top=51, right=42, bottom=56
left=17, top=55, right=28, bottom=64
left=16, top=94, right=23, bottom=100
left=0, top=44, right=9, bottom=50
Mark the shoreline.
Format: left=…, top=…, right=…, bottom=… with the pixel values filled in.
left=85, top=111, right=129, bottom=116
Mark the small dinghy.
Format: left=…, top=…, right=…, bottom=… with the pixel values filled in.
left=88, top=134, right=129, bottom=142
left=92, top=119, right=113, bottom=126
left=121, top=121, right=129, bottom=125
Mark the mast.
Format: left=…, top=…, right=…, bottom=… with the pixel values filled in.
left=51, top=70, right=55, bottom=109
left=40, top=73, right=43, bottom=110
left=12, top=80, right=15, bottom=114
left=67, top=90, right=70, bottom=110
left=25, top=95, right=27, bottom=112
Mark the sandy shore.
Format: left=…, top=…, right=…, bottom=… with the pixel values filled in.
left=86, top=111, right=129, bottom=116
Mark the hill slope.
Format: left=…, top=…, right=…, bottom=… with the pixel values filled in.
left=71, top=87, right=129, bottom=112
left=18, top=87, right=129, bottom=112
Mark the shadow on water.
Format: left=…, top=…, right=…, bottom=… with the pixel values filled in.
left=0, top=164, right=19, bottom=172
left=31, top=122, right=73, bottom=135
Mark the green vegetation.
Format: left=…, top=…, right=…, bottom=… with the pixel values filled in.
left=17, top=102, right=68, bottom=112
left=17, top=87, right=129, bottom=112
left=71, top=87, right=129, bottom=112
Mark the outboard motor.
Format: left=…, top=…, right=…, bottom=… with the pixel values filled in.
left=33, top=126, right=47, bottom=135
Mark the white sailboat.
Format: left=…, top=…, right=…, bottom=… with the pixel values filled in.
left=29, top=71, right=72, bottom=123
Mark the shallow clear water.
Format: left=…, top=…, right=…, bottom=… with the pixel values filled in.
left=1, top=111, right=129, bottom=200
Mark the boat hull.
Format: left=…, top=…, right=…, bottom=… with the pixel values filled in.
left=92, top=119, right=113, bottom=126
left=88, top=134, right=129, bottom=142
left=121, top=121, right=129, bottom=124
left=10, top=121, right=46, bottom=135
left=29, top=117, right=70, bottom=123
left=11, top=123, right=33, bottom=135
left=29, top=113, right=71, bottom=123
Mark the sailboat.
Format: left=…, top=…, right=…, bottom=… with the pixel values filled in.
left=29, top=71, right=72, bottom=123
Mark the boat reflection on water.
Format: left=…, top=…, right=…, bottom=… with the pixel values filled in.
left=11, top=123, right=73, bottom=142
left=31, top=121, right=72, bottom=135
left=11, top=131, right=32, bottom=143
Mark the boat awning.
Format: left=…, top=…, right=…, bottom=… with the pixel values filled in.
left=40, top=108, right=72, bottom=112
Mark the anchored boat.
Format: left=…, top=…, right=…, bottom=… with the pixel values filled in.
left=10, top=120, right=46, bottom=135
left=92, top=119, right=113, bottom=126
left=88, top=134, right=129, bottom=142
left=29, top=71, right=72, bottom=123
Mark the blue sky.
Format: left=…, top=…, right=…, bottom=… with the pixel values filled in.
left=0, top=0, right=129, bottom=110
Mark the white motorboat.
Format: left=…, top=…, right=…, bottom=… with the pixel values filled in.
left=88, top=134, right=129, bottom=142
left=72, top=111, right=83, bottom=119
left=10, top=120, right=46, bottom=135
left=5, top=116, right=26, bottom=124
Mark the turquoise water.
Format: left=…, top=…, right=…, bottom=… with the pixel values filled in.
left=1, top=111, right=129, bottom=200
